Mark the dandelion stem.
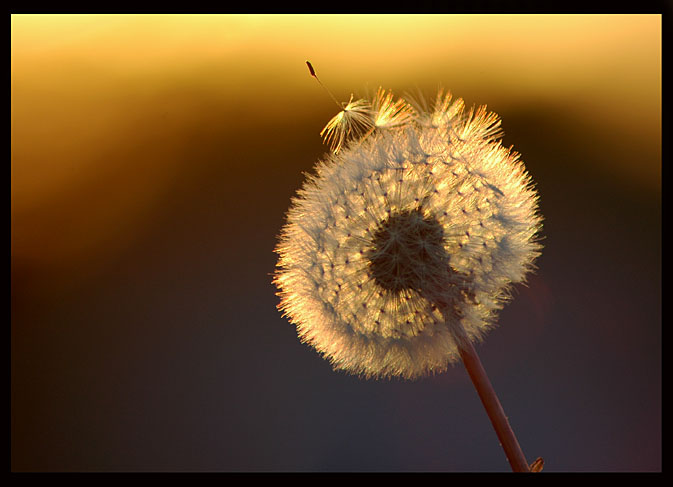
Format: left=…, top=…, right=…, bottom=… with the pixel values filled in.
left=455, top=329, right=530, bottom=472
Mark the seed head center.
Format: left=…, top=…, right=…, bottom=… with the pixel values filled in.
left=367, top=209, right=449, bottom=295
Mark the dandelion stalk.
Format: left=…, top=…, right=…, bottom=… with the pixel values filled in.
left=451, top=322, right=530, bottom=472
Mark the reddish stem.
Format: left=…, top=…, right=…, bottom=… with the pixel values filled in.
left=456, top=335, right=530, bottom=472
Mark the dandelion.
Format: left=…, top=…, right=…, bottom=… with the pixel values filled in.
left=274, top=64, right=543, bottom=471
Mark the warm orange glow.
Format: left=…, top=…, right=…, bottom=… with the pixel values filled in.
left=11, top=14, right=660, bottom=274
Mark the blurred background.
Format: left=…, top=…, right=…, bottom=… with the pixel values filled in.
left=11, top=14, right=661, bottom=472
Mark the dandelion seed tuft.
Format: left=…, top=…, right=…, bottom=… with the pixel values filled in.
left=371, top=87, right=415, bottom=130
left=275, top=86, right=543, bottom=380
left=320, top=94, right=373, bottom=154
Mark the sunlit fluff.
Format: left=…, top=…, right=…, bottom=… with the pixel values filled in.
left=320, top=94, right=373, bottom=153
left=274, top=88, right=542, bottom=379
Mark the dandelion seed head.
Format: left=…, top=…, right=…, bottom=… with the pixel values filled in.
left=275, top=86, right=542, bottom=380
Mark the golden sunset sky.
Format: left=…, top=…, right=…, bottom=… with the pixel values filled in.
left=12, top=15, right=660, bottom=274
